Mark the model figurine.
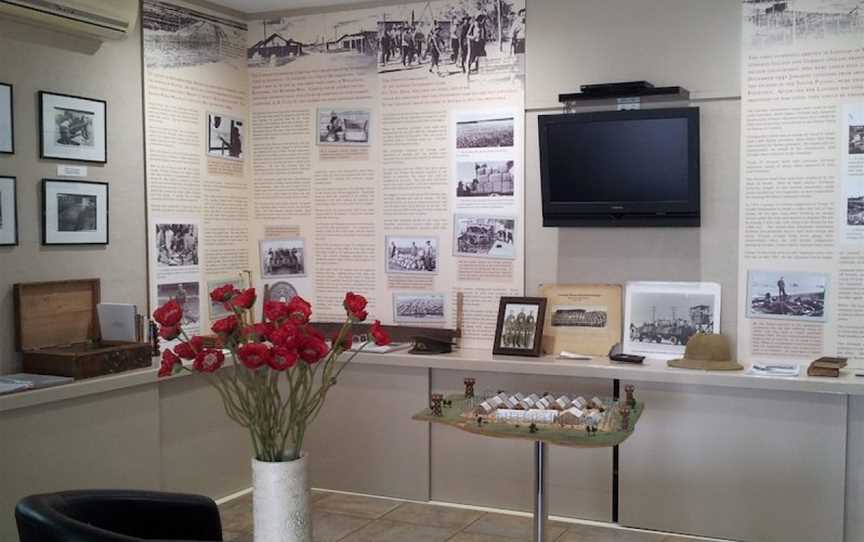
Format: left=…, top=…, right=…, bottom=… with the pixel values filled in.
left=464, top=377, right=476, bottom=398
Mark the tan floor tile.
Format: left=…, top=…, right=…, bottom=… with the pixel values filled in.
left=558, top=524, right=667, bottom=542
left=312, top=510, right=372, bottom=542
left=219, top=500, right=253, bottom=533
left=312, top=489, right=332, bottom=503
left=464, top=512, right=567, bottom=541
left=314, top=493, right=402, bottom=519
left=338, top=518, right=456, bottom=542
left=448, top=533, right=521, bottom=542
left=382, top=502, right=483, bottom=530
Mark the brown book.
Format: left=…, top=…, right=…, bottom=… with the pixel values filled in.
left=807, top=365, right=840, bottom=378
left=812, top=356, right=847, bottom=369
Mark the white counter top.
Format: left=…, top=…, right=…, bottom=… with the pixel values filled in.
left=2, top=348, right=863, bottom=413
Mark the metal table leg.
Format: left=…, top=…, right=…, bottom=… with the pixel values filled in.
left=532, top=441, right=549, bottom=542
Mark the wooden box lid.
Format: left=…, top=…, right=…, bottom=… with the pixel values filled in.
left=14, top=279, right=101, bottom=351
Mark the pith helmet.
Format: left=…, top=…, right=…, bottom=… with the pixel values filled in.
left=667, top=334, right=742, bottom=371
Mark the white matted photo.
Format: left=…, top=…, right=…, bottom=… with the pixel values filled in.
left=42, top=179, right=108, bottom=245
left=39, top=92, right=106, bottom=163
left=0, top=83, right=13, bottom=154
left=456, top=112, right=514, bottom=150
left=156, top=223, right=199, bottom=268
left=207, top=113, right=244, bottom=160
left=623, top=281, right=721, bottom=359
left=386, top=236, right=438, bottom=273
left=393, top=293, right=446, bottom=323
left=747, top=270, right=828, bottom=322
left=0, top=176, right=17, bottom=246
left=456, top=160, right=515, bottom=198
left=157, top=281, right=201, bottom=327
left=260, top=238, right=305, bottom=278
left=453, top=215, right=516, bottom=259
left=317, top=108, right=370, bottom=145
left=207, top=277, right=243, bottom=320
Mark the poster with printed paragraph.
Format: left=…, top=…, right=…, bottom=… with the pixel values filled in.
left=738, top=1, right=864, bottom=366
left=247, top=0, right=526, bottom=347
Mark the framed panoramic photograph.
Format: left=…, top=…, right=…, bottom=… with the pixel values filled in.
left=39, top=91, right=107, bottom=163
left=0, top=83, right=13, bottom=154
left=493, top=296, right=547, bottom=357
left=42, top=179, right=109, bottom=245
left=623, top=281, right=721, bottom=359
left=0, top=176, right=18, bottom=246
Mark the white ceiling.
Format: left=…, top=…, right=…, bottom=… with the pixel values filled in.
left=207, top=0, right=376, bottom=14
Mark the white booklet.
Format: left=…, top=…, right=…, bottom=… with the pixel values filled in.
left=97, top=303, right=138, bottom=341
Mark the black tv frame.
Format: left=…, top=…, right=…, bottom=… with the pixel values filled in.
left=539, top=107, right=701, bottom=227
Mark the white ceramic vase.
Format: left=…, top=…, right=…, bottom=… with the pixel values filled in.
left=252, top=454, right=312, bottom=542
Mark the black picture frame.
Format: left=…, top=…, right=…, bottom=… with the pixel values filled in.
left=0, top=82, right=13, bottom=155
left=0, top=176, right=18, bottom=246
left=493, top=296, right=547, bottom=357
left=39, top=91, right=107, bottom=164
left=42, top=179, right=109, bottom=246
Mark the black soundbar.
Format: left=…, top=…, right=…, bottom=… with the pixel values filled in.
left=558, top=86, right=689, bottom=103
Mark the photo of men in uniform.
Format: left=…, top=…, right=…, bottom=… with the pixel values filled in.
left=156, top=223, right=199, bottom=267
left=394, top=293, right=446, bottom=322
left=386, top=236, right=438, bottom=273
left=260, top=238, right=306, bottom=278
left=499, top=303, right=539, bottom=349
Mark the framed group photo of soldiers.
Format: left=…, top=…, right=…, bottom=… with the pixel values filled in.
left=493, top=296, right=546, bottom=357
left=39, top=91, right=107, bottom=163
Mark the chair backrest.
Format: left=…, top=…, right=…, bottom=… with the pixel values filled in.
left=15, top=492, right=137, bottom=542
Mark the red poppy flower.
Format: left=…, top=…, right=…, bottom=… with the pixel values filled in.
left=237, top=343, right=272, bottom=369
left=158, top=349, right=181, bottom=377
left=193, top=349, right=225, bottom=373
left=174, top=341, right=196, bottom=360
left=211, top=315, right=239, bottom=336
left=159, top=325, right=181, bottom=341
left=343, top=292, right=368, bottom=322
left=270, top=322, right=300, bottom=349
left=268, top=347, right=299, bottom=371
left=263, top=300, right=289, bottom=322
left=299, top=335, right=330, bottom=364
left=242, top=322, right=273, bottom=342
left=371, top=320, right=391, bottom=346
left=189, top=335, right=205, bottom=352
left=153, top=300, right=183, bottom=327
left=227, top=288, right=256, bottom=310
left=210, top=284, right=238, bottom=303
left=287, top=296, right=312, bottom=324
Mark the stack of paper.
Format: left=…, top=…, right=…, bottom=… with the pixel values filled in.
left=749, top=363, right=800, bottom=377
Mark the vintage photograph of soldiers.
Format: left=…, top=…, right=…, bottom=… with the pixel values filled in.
left=628, top=292, right=716, bottom=346
left=498, top=302, right=540, bottom=350
left=207, top=113, right=244, bottom=160
left=748, top=270, right=828, bottom=321
left=394, top=293, right=446, bottom=322
left=849, top=195, right=864, bottom=225
left=456, top=160, right=515, bottom=198
left=260, top=238, right=306, bottom=278
left=551, top=306, right=608, bottom=328
left=53, top=107, right=95, bottom=149
left=456, top=114, right=514, bottom=149
left=156, top=223, right=199, bottom=268
left=454, top=215, right=515, bottom=259
left=386, top=236, right=439, bottom=273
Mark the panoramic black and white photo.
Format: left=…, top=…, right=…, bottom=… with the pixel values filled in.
left=456, top=160, right=515, bottom=197
left=317, top=108, right=370, bottom=145
left=456, top=113, right=514, bottom=149
left=143, top=0, right=247, bottom=69
left=628, top=291, right=716, bottom=346
left=850, top=125, right=864, bottom=154
left=386, top=236, right=438, bottom=273
left=57, top=193, right=97, bottom=232
left=744, top=0, right=864, bottom=47
left=393, top=293, right=446, bottom=322
left=748, top=270, right=828, bottom=321
left=260, top=238, right=305, bottom=278
left=499, top=302, right=539, bottom=349
left=551, top=305, right=608, bottom=328
left=208, top=113, right=244, bottom=159
left=156, top=223, right=199, bottom=267
left=0, top=83, right=12, bottom=154
left=454, top=215, right=515, bottom=258
left=157, top=281, right=200, bottom=326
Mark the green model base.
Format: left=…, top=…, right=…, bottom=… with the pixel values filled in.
left=413, top=395, right=644, bottom=448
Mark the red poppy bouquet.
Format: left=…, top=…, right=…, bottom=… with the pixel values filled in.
left=153, top=286, right=389, bottom=462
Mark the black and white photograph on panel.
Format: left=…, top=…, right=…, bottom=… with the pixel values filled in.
left=0, top=83, right=12, bottom=154
left=264, top=281, right=299, bottom=303
left=143, top=0, right=248, bottom=69
left=156, top=223, right=199, bottom=268
left=40, top=92, right=106, bottom=163
left=393, top=293, right=446, bottom=323
left=456, top=112, right=514, bottom=149
left=551, top=305, right=608, bottom=328
left=42, top=180, right=108, bottom=245
left=850, top=125, right=864, bottom=154
left=157, top=281, right=201, bottom=327
left=743, top=0, right=864, bottom=48
left=207, top=278, right=243, bottom=320
left=747, top=270, right=829, bottom=321
left=623, top=281, right=721, bottom=358
left=453, top=215, right=515, bottom=259
left=456, top=160, right=515, bottom=198
left=386, top=236, right=439, bottom=273
left=207, top=113, right=244, bottom=160
left=317, top=108, right=370, bottom=145
left=0, top=177, right=17, bottom=246
left=850, top=194, right=864, bottom=225
left=260, top=238, right=306, bottom=278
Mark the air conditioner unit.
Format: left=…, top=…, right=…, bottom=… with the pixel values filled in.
left=0, top=0, right=138, bottom=41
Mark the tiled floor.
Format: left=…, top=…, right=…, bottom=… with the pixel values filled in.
left=219, top=490, right=703, bottom=542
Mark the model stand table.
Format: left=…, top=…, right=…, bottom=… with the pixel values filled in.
left=413, top=395, right=644, bottom=542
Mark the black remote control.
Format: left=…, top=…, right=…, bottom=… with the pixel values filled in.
left=610, top=353, right=645, bottom=364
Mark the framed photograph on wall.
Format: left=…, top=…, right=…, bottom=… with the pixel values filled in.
left=0, top=83, right=13, bottom=154
left=0, top=176, right=18, bottom=246
left=623, top=281, right=721, bottom=359
left=39, top=91, right=107, bottom=163
left=42, top=179, right=109, bottom=245
left=493, top=296, right=547, bottom=357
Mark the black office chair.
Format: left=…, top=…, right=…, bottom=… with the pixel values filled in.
left=15, top=489, right=224, bottom=542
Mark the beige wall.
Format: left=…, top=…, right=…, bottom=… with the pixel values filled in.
left=0, top=19, right=147, bottom=374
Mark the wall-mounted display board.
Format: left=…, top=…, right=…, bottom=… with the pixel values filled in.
left=738, top=0, right=864, bottom=367
left=143, top=0, right=526, bottom=348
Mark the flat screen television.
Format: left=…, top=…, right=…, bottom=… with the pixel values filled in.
left=538, top=107, right=700, bottom=227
